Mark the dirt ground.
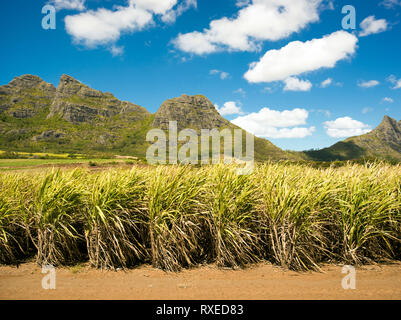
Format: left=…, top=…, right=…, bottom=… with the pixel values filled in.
left=1, top=262, right=401, bottom=300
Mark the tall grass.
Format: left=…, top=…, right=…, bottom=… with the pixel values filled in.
left=0, top=174, right=26, bottom=264
left=28, top=170, right=84, bottom=266
left=331, top=164, right=401, bottom=264
left=0, top=162, right=399, bottom=272
left=255, top=164, right=335, bottom=270
left=82, top=170, right=147, bottom=269
left=146, top=166, right=205, bottom=271
left=204, top=165, right=260, bottom=268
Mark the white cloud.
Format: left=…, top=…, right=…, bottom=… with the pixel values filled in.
left=244, top=30, right=358, bottom=83
left=161, top=0, right=197, bottom=23
left=210, top=69, right=230, bottom=80
left=362, top=107, right=373, bottom=114
left=321, top=0, right=334, bottom=10
left=320, top=78, right=332, bottom=88
left=387, top=75, right=401, bottom=89
left=324, top=117, right=371, bottom=138
left=132, top=0, right=177, bottom=14
left=232, top=108, right=315, bottom=139
left=110, top=45, right=124, bottom=56
left=382, top=97, right=394, bottom=103
left=65, top=3, right=153, bottom=48
left=65, top=0, right=194, bottom=51
left=359, top=16, right=388, bottom=37
left=215, top=101, right=243, bottom=116
left=174, top=31, right=217, bottom=55
left=174, top=0, right=323, bottom=55
left=358, top=80, right=380, bottom=88
left=220, top=72, right=230, bottom=80
left=236, top=0, right=251, bottom=7
left=49, top=0, right=85, bottom=11
left=380, top=0, right=401, bottom=9
left=283, top=77, right=312, bottom=91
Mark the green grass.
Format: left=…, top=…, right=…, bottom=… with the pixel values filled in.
left=0, top=158, right=121, bottom=169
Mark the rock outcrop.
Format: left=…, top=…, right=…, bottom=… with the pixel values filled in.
left=48, top=74, right=149, bottom=123
left=0, top=75, right=56, bottom=118
left=153, top=94, right=230, bottom=131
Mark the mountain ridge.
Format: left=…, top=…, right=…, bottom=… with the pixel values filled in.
left=1, top=74, right=400, bottom=162
left=305, top=115, right=401, bottom=161
left=0, top=74, right=293, bottom=161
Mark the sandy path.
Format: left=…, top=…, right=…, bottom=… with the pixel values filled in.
left=1, top=262, right=401, bottom=300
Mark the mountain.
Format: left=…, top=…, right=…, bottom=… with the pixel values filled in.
left=152, top=94, right=294, bottom=161
left=153, top=94, right=230, bottom=131
left=0, top=74, right=153, bottom=156
left=0, top=74, right=293, bottom=161
left=305, top=116, right=401, bottom=161
left=0, top=75, right=56, bottom=119
left=48, top=74, right=149, bottom=123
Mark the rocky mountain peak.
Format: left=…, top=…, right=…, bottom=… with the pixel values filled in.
left=56, top=74, right=100, bottom=98
left=48, top=74, right=148, bottom=123
left=9, top=74, right=44, bottom=88
left=0, top=75, right=56, bottom=119
left=60, top=74, right=79, bottom=83
left=374, top=116, right=401, bottom=138
left=377, top=115, right=399, bottom=130
left=153, top=94, right=230, bottom=131
left=5, top=74, right=56, bottom=94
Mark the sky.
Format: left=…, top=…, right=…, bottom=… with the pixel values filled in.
left=1, top=0, right=401, bottom=151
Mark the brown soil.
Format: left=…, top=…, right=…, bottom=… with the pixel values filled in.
left=1, top=262, right=401, bottom=300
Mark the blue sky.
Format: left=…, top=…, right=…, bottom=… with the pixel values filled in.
left=1, top=0, right=401, bottom=151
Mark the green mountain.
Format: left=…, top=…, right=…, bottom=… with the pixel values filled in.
left=0, top=74, right=294, bottom=161
left=152, top=94, right=294, bottom=161
left=305, top=115, right=401, bottom=161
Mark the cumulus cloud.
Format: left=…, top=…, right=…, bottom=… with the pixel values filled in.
left=387, top=75, right=401, bottom=89
left=65, top=4, right=153, bottom=48
left=174, top=31, right=217, bottom=55
left=110, top=45, right=124, bottom=56
left=161, top=0, right=197, bottom=23
left=65, top=0, right=194, bottom=52
left=215, top=102, right=243, bottom=116
left=324, top=117, right=371, bottom=138
left=320, top=78, right=333, bottom=88
left=132, top=0, right=177, bottom=14
left=283, top=77, right=312, bottom=91
left=382, top=97, right=394, bottom=103
left=174, top=0, right=323, bottom=55
left=359, top=16, right=388, bottom=37
left=232, top=108, right=315, bottom=139
left=49, top=0, right=86, bottom=11
left=236, top=0, right=251, bottom=7
left=210, top=69, right=230, bottom=80
left=244, top=30, right=358, bottom=83
left=358, top=80, right=380, bottom=88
